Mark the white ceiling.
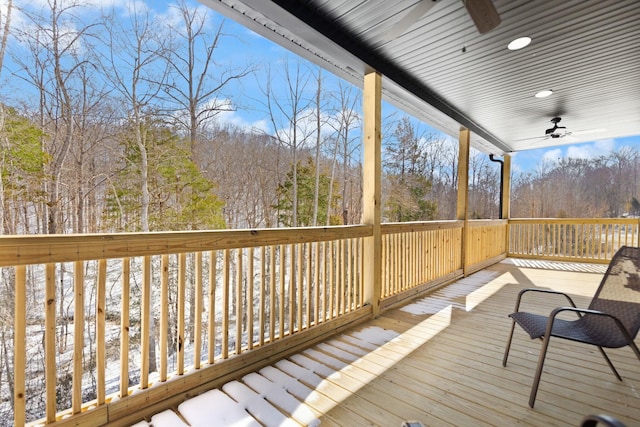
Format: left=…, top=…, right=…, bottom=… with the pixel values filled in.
left=199, top=0, right=640, bottom=155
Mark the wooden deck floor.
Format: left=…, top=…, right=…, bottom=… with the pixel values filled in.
left=137, top=260, right=640, bottom=427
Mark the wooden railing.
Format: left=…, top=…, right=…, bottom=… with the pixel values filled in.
left=380, top=221, right=463, bottom=308
left=508, top=218, right=640, bottom=262
left=465, top=219, right=508, bottom=272
left=0, top=226, right=374, bottom=426
left=9, top=218, right=627, bottom=426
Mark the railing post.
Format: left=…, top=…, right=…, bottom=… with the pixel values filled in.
left=362, top=71, right=382, bottom=316
left=457, top=128, right=470, bottom=275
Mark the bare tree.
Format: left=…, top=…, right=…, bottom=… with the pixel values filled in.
left=262, top=58, right=314, bottom=227
left=102, top=3, right=169, bottom=233
left=311, top=68, right=325, bottom=226
left=14, top=0, right=99, bottom=234
left=102, top=2, right=170, bottom=374
left=329, top=80, right=360, bottom=224
left=164, top=0, right=251, bottom=159
left=0, top=0, right=12, bottom=236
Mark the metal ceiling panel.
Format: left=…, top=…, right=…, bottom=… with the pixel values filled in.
left=200, top=0, right=640, bottom=155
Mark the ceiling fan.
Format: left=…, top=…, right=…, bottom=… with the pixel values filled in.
left=516, top=117, right=607, bottom=143
left=545, top=117, right=567, bottom=138
left=386, top=0, right=501, bottom=41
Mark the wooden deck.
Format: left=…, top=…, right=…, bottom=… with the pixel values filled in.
left=135, top=259, right=640, bottom=427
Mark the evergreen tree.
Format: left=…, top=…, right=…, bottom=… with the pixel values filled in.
left=105, top=117, right=225, bottom=231
left=630, top=197, right=640, bottom=216
left=384, top=116, right=437, bottom=222
left=275, top=157, right=341, bottom=226
left=0, top=108, right=48, bottom=234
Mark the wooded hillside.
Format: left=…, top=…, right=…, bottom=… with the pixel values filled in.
left=1, top=1, right=638, bottom=235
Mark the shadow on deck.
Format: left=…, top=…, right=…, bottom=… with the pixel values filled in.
left=133, top=259, right=640, bottom=427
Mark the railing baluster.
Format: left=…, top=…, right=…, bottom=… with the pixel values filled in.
left=346, top=238, right=352, bottom=312
left=382, top=234, right=388, bottom=297
left=248, top=247, right=254, bottom=349
left=236, top=248, right=243, bottom=354
left=120, top=258, right=130, bottom=398
left=289, top=243, right=295, bottom=335
left=322, top=241, right=327, bottom=321
left=160, top=254, right=169, bottom=381
left=313, top=241, right=320, bottom=326
left=297, top=243, right=303, bottom=331
left=336, top=239, right=345, bottom=315
left=329, top=241, right=335, bottom=319
left=14, top=265, right=26, bottom=427
left=259, top=247, right=265, bottom=346
left=357, top=237, right=362, bottom=308
left=97, top=259, right=107, bottom=404
left=306, top=242, right=312, bottom=329
left=208, top=250, right=217, bottom=364
left=177, top=253, right=186, bottom=373
left=45, top=263, right=56, bottom=423
left=194, top=251, right=203, bottom=367
left=222, top=249, right=230, bottom=359
left=269, top=245, right=276, bottom=342
left=412, top=231, right=417, bottom=288
left=279, top=245, right=285, bottom=338
left=73, top=261, right=84, bottom=413
left=141, top=256, right=151, bottom=389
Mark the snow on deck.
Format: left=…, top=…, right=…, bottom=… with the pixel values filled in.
left=130, top=259, right=640, bottom=427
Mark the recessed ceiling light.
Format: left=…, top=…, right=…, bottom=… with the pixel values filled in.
left=535, top=89, right=553, bottom=98
left=508, top=37, right=531, bottom=50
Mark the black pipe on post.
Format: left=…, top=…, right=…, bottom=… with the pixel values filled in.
left=489, top=154, right=504, bottom=219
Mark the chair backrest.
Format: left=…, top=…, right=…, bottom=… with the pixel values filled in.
left=588, top=246, right=640, bottom=343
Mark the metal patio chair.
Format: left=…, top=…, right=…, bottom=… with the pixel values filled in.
left=502, top=245, right=640, bottom=407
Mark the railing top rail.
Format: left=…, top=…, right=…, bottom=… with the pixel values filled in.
left=467, top=219, right=508, bottom=226
left=508, top=218, right=639, bottom=224
left=0, top=224, right=373, bottom=267
left=382, top=220, right=463, bottom=234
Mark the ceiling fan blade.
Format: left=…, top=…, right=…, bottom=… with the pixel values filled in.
left=385, top=0, right=440, bottom=41
left=514, top=135, right=549, bottom=142
left=464, top=0, right=501, bottom=34
left=571, top=128, right=607, bottom=136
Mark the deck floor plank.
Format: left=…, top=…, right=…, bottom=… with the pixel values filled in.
left=152, top=259, right=640, bottom=427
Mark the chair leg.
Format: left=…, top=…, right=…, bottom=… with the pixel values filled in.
left=529, top=334, right=552, bottom=408
left=597, top=347, right=622, bottom=381
left=630, top=340, right=640, bottom=362
left=502, top=319, right=516, bottom=367
left=601, top=337, right=640, bottom=382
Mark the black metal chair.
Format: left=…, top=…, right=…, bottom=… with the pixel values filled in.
left=580, top=414, right=627, bottom=427
left=502, top=246, right=640, bottom=407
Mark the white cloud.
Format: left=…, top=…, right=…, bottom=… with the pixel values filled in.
left=538, top=139, right=617, bottom=165
left=159, top=1, right=215, bottom=33
left=541, top=148, right=563, bottom=164
left=216, top=109, right=270, bottom=134
left=272, top=107, right=359, bottom=147
left=566, top=138, right=615, bottom=159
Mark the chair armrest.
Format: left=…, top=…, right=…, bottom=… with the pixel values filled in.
left=513, top=288, right=578, bottom=312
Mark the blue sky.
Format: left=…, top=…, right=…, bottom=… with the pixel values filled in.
left=509, top=135, right=640, bottom=174
left=4, top=0, right=638, bottom=176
